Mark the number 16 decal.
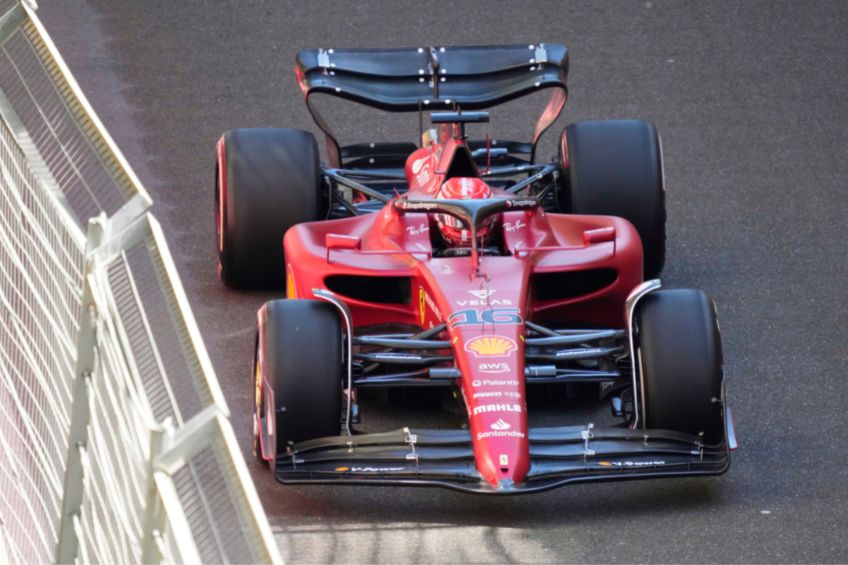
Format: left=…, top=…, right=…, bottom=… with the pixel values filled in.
left=449, top=308, right=522, bottom=327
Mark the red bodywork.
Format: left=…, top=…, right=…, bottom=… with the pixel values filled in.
left=283, top=129, right=643, bottom=489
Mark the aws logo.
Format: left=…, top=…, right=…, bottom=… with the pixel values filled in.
left=478, top=362, right=510, bottom=373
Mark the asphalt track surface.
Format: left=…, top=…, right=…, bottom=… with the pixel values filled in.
left=38, top=1, right=848, bottom=563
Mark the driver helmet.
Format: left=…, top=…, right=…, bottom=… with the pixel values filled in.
left=435, top=177, right=496, bottom=246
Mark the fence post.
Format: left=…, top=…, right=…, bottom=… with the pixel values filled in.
left=140, top=420, right=170, bottom=564
left=54, top=216, right=106, bottom=564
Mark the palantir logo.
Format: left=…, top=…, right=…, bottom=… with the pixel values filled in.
left=490, top=419, right=511, bottom=431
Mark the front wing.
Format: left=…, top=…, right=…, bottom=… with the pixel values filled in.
left=275, top=423, right=731, bottom=494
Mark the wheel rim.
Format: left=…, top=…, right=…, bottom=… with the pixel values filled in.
left=252, top=350, right=262, bottom=458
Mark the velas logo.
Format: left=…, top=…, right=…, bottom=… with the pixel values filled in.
left=469, top=289, right=494, bottom=300
left=490, top=419, right=511, bottom=431
left=465, top=336, right=517, bottom=358
left=472, top=403, right=522, bottom=415
left=457, top=298, right=513, bottom=306
left=457, top=290, right=513, bottom=306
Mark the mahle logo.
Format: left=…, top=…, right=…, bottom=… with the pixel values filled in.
left=472, top=403, right=522, bottom=415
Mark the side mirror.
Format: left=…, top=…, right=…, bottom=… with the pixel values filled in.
left=325, top=234, right=361, bottom=263
left=582, top=227, right=616, bottom=245
left=325, top=233, right=361, bottom=250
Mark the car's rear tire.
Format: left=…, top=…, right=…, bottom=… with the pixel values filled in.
left=636, top=289, right=725, bottom=443
left=558, top=119, right=666, bottom=279
left=256, top=299, right=343, bottom=469
left=215, top=128, right=323, bottom=289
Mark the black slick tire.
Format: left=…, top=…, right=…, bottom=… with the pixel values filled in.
left=256, top=299, right=343, bottom=469
left=559, top=119, right=666, bottom=278
left=215, top=128, right=322, bottom=289
left=636, top=288, right=724, bottom=443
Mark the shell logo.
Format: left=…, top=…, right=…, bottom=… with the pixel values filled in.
left=465, top=336, right=517, bottom=358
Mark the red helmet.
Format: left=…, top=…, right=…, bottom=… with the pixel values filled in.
left=435, top=177, right=495, bottom=246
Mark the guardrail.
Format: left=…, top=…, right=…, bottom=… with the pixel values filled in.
left=0, top=2, right=281, bottom=562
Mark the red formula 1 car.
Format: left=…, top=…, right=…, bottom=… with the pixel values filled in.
left=215, top=44, right=736, bottom=493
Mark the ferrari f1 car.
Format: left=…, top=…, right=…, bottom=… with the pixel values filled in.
left=215, top=44, right=736, bottom=493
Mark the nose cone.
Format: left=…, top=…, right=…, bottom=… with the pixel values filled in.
left=469, top=400, right=530, bottom=488
left=424, top=254, right=534, bottom=490
left=457, top=329, right=530, bottom=489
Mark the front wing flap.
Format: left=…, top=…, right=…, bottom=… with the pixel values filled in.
left=275, top=425, right=730, bottom=494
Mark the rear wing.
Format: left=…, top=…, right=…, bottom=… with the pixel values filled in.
left=295, top=44, right=569, bottom=167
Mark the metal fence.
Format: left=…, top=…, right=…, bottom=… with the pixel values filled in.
left=0, top=1, right=280, bottom=562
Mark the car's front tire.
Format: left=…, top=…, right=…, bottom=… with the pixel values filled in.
left=255, top=299, right=343, bottom=469
left=635, top=288, right=725, bottom=443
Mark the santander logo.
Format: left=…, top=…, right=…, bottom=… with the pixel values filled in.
left=490, top=419, right=511, bottom=431
left=411, top=156, right=429, bottom=174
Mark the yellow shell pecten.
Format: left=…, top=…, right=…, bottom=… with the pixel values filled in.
left=465, top=336, right=517, bottom=357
